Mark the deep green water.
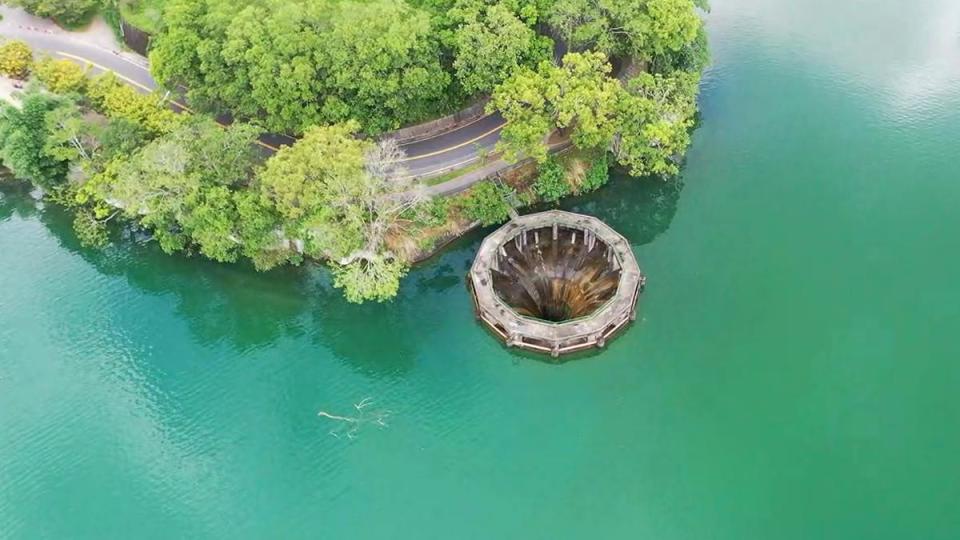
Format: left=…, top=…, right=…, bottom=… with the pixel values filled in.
left=3, top=0, right=960, bottom=538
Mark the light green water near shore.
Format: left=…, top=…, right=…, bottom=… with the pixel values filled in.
left=3, top=0, right=960, bottom=537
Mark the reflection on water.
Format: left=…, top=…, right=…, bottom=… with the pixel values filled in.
left=0, top=178, right=40, bottom=223
left=1, top=183, right=312, bottom=350
left=1, top=169, right=684, bottom=366
left=309, top=283, right=423, bottom=376
left=561, top=172, right=683, bottom=246
left=709, top=0, right=960, bottom=119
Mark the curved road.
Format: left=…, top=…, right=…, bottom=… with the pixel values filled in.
left=0, top=7, right=506, bottom=181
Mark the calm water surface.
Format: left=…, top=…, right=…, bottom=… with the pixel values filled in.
left=3, top=0, right=960, bottom=537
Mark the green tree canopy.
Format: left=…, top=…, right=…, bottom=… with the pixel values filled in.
left=257, top=123, right=432, bottom=302
left=613, top=70, right=699, bottom=176
left=85, top=118, right=265, bottom=260
left=547, top=0, right=702, bottom=62
left=462, top=180, right=515, bottom=225
left=489, top=52, right=621, bottom=162
left=42, top=98, right=102, bottom=166
left=0, top=40, right=34, bottom=79
left=452, top=4, right=550, bottom=96
left=490, top=52, right=700, bottom=176
left=533, top=157, right=570, bottom=202
left=150, top=0, right=451, bottom=135
left=256, top=122, right=368, bottom=241
left=7, top=0, right=100, bottom=27
left=0, top=90, right=70, bottom=189
left=34, top=57, right=88, bottom=94
left=319, top=0, right=451, bottom=133
left=85, top=73, right=182, bottom=136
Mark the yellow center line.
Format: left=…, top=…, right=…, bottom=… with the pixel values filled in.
left=397, top=123, right=505, bottom=162
left=109, top=52, right=155, bottom=74
left=406, top=140, right=570, bottom=182
left=55, top=51, right=280, bottom=152
left=401, top=155, right=483, bottom=180
left=397, top=113, right=491, bottom=145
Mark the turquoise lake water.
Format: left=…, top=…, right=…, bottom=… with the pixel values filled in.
left=3, top=0, right=960, bottom=537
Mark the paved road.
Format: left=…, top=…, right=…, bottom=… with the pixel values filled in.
left=0, top=7, right=506, bottom=180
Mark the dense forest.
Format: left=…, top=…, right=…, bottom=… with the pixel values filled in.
left=147, top=0, right=707, bottom=139
left=1, top=0, right=709, bottom=303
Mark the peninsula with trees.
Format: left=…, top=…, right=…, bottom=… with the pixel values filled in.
left=0, top=0, right=708, bottom=303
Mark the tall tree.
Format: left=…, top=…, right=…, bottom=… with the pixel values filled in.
left=0, top=90, right=69, bottom=189
left=487, top=62, right=555, bottom=163
left=257, top=123, right=430, bottom=302
left=43, top=99, right=102, bottom=165
left=34, top=57, right=88, bottom=94
left=256, top=122, right=368, bottom=245
left=547, top=0, right=702, bottom=62
left=613, top=71, right=699, bottom=176
left=220, top=1, right=326, bottom=131
left=318, top=0, right=451, bottom=133
left=489, top=52, right=621, bottom=162
left=549, top=52, right=623, bottom=150
left=85, top=118, right=264, bottom=260
left=490, top=52, right=700, bottom=176
left=452, top=4, right=549, bottom=96
left=151, top=0, right=451, bottom=134
left=85, top=73, right=181, bottom=136
left=328, top=139, right=430, bottom=303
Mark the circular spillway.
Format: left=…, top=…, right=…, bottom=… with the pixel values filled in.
left=468, top=210, right=645, bottom=358
left=491, top=225, right=620, bottom=322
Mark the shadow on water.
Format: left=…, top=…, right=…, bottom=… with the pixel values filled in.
left=308, top=243, right=483, bottom=376
left=559, top=170, right=684, bottom=246
left=1, top=167, right=683, bottom=369
left=1, top=182, right=468, bottom=376
left=0, top=178, right=40, bottom=222
left=2, top=182, right=314, bottom=351
left=308, top=284, right=422, bottom=377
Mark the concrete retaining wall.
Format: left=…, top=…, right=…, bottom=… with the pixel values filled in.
left=381, top=98, right=490, bottom=144
left=120, top=19, right=151, bottom=56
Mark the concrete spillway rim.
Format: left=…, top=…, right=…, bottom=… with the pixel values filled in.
left=468, top=210, right=645, bottom=357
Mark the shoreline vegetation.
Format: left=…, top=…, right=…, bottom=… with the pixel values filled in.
left=1, top=0, right=709, bottom=303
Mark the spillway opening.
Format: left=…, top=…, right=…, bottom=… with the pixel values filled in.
left=490, top=226, right=622, bottom=323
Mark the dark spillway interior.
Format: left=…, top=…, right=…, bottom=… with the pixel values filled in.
left=491, top=226, right=621, bottom=323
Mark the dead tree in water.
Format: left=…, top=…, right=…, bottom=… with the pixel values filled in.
left=317, top=397, right=393, bottom=439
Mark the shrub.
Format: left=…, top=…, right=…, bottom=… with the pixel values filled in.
left=422, top=197, right=450, bottom=227
left=463, top=180, right=513, bottom=226
left=73, top=209, right=110, bottom=248
left=580, top=153, right=610, bottom=193
left=86, top=73, right=180, bottom=135
left=332, top=256, right=408, bottom=304
left=0, top=41, right=34, bottom=79
left=34, top=58, right=88, bottom=93
left=9, top=0, right=101, bottom=28
left=533, top=157, right=569, bottom=202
